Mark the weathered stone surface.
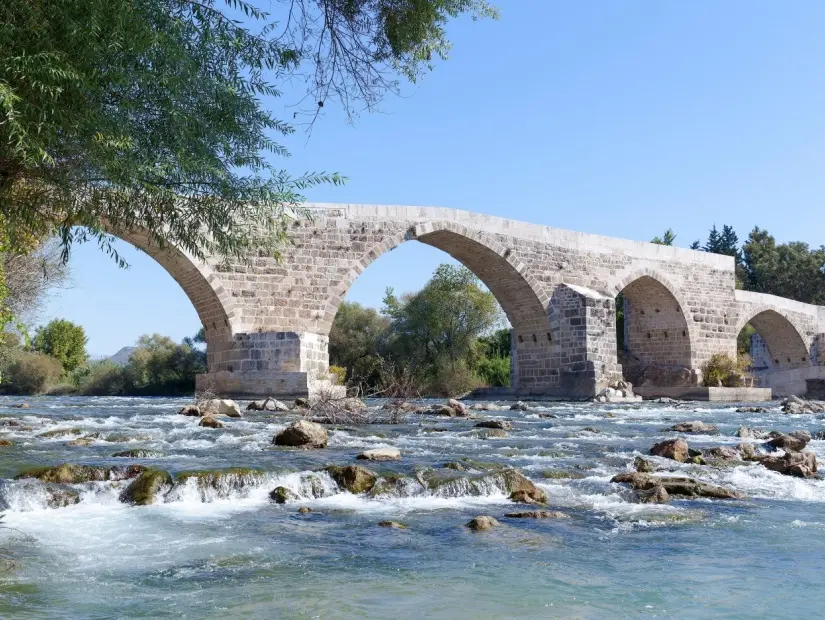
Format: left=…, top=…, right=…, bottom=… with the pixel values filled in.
left=298, top=506, right=312, bottom=514
left=274, top=420, right=328, bottom=448
left=356, top=447, right=401, bottom=461
left=704, top=446, right=740, bottom=461
left=0, top=439, right=12, bottom=447
left=448, top=399, right=468, bottom=415
left=634, top=456, right=655, bottom=473
left=650, top=438, right=690, bottom=462
left=504, top=510, right=569, bottom=519
left=782, top=396, right=825, bottom=414
left=477, top=429, right=509, bottom=439
left=761, top=451, right=817, bottom=477
left=736, top=407, right=768, bottom=413
left=247, top=397, right=289, bottom=412
left=325, top=465, right=377, bottom=494
left=736, top=426, right=769, bottom=440
left=637, top=485, right=669, bottom=504
left=611, top=472, right=743, bottom=499
left=199, top=416, right=225, bottom=429
left=510, top=401, right=529, bottom=411
left=203, top=399, right=242, bottom=418
left=668, top=421, right=717, bottom=434
left=474, top=420, right=512, bottom=430
left=10, top=403, right=30, bottom=409
left=767, top=430, right=811, bottom=453
left=466, top=516, right=500, bottom=531
left=17, top=464, right=144, bottom=484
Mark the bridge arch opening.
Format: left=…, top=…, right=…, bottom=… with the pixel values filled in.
left=323, top=224, right=554, bottom=394
left=737, top=310, right=809, bottom=371
left=615, top=275, right=693, bottom=386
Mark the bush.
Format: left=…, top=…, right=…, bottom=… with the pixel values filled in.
left=328, top=365, right=347, bottom=386
left=75, top=360, right=127, bottom=395
left=32, top=319, right=88, bottom=373
left=2, top=352, right=63, bottom=394
left=474, top=356, right=511, bottom=387
left=701, top=353, right=750, bottom=387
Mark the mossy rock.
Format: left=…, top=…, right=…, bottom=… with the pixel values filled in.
left=174, top=468, right=265, bottom=490
left=270, top=486, right=298, bottom=504
left=325, top=465, right=377, bottom=494
left=420, top=467, right=547, bottom=502
left=16, top=464, right=144, bottom=484
left=378, top=520, right=408, bottom=529
left=111, top=449, right=164, bottom=459
left=442, top=459, right=506, bottom=472
left=38, top=428, right=84, bottom=439
left=0, top=439, right=12, bottom=447
left=541, top=469, right=585, bottom=480
left=44, top=484, right=81, bottom=509
left=120, top=469, right=173, bottom=505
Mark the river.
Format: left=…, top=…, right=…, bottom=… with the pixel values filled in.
left=0, top=395, right=823, bottom=619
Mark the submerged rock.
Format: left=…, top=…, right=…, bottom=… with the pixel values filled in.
left=470, top=403, right=507, bottom=412
left=270, top=486, right=298, bottom=503
left=736, top=426, right=769, bottom=440
left=767, top=430, right=811, bottom=453
left=17, top=464, right=144, bottom=484
left=466, top=515, right=500, bottom=531
left=202, top=399, right=242, bottom=418
left=475, top=420, right=512, bottom=430
left=66, top=435, right=98, bottom=447
left=199, top=416, right=225, bottom=429
left=504, top=510, right=569, bottom=519
left=428, top=404, right=460, bottom=417
left=761, top=451, right=817, bottom=478
left=111, top=449, right=163, bottom=459
left=634, top=457, right=655, bottom=473
left=357, top=447, right=401, bottom=461
left=298, top=507, right=312, bottom=514
left=378, top=520, right=408, bottom=529
left=448, top=399, right=469, bottom=415
left=11, top=403, right=30, bottom=409
left=120, top=469, right=173, bottom=505
left=477, top=429, right=509, bottom=439
left=422, top=468, right=546, bottom=503
left=668, top=421, right=717, bottom=434
left=45, top=484, right=81, bottom=509
left=510, top=401, right=529, bottom=411
left=178, top=405, right=201, bottom=417
left=611, top=472, right=743, bottom=500
left=650, top=438, right=689, bottom=462
left=541, top=469, right=586, bottom=480
left=174, top=468, right=266, bottom=498
left=637, top=485, right=669, bottom=504
left=510, top=489, right=546, bottom=505
left=0, top=439, right=12, bottom=447
left=247, top=397, right=289, bottom=412
left=325, top=465, right=377, bottom=494
left=38, top=428, right=84, bottom=439
left=736, top=407, right=769, bottom=413
left=274, top=420, right=328, bottom=448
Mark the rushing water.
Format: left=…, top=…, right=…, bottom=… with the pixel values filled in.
left=0, top=395, right=823, bottom=619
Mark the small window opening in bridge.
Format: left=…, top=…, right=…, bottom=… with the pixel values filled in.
left=532, top=334, right=537, bottom=342
left=682, top=330, right=687, bottom=337
left=547, top=333, right=552, bottom=342
left=518, top=335, right=524, bottom=343
left=664, top=331, right=668, bottom=338
left=331, top=240, right=514, bottom=396
left=655, top=308, right=660, bottom=313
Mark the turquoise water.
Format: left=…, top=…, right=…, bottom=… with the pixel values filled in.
left=0, top=396, right=823, bottom=619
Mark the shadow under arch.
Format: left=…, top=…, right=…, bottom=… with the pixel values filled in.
left=735, top=307, right=810, bottom=369
left=611, top=270, right=693, bottom=369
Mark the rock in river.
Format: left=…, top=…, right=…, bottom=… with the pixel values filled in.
left=325, top=465, right=377, bottom=494
left=120, top=469, right=173, bottom=506
left=767, top=430, right=811, bottom=453
left=274, top=420, right=328, bottom=448
left=466, top=516, right=500, bottom=531
left=202, top=399, right=242, bottom=418
left=448, top=399, right=468, bottom=415
left=357, top=447, right=401, bottom=461
left=634, top=456, right=655, bottom=473
left=378, top=520, right=408, bottom=529
left=504, top=510, right=570, bottom=519
left=668, top=421, right=717, bottom=434
left=270, top=486, right=298, bottom=504
left=199, top=416, right=225, bottom=429
left=781, top=395, right=825, bottom=414
left=761, top=451, right=817, bottom=478
left=475, top=420, right=512, bottom=430
left=611, top=472, right=743, bottom=500
left=247, top=397, right=289, bottom=412
left=650, top=438, right=690, bottom=462
left=178, top=405, right=201, bottom=417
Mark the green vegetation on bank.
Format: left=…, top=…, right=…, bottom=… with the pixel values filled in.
left=330, top=264, right=511, bottom=397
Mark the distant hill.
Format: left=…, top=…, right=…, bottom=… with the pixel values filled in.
left=107, top=346, right=137, bottom=367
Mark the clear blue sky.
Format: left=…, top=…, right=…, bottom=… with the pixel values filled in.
left=43, top=1, right=825, bottom=356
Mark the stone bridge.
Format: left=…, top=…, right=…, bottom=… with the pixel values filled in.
left=118, top=204, right=825, bottom=398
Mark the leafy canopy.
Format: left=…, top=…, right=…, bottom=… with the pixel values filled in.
left=32, top=318, right=88, bottom=372
left=0, top=0, right=496, bottom=264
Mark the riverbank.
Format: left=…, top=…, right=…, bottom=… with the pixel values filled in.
left=0, top=395, right=824, bottom=618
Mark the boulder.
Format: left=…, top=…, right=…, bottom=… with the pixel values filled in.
left=470, top=403, right=506, bottom=411
left=736, top=407, right=768, bottom=413
left=383, top=401, right=424, bottom=413
left=510, top=401, right=529, bottom=411
left=119, top=469, right=173, bottom=505
left=45, top=485, right=81, bottom=509
left=475, top=420, right=512, bottom=430
left=668, top=421, right=718, bottom=434
left=761, top=451, right=817, bottom=477
left=611, top=472, right=743, bottom=499
left=704, top=446, right=740, bottom=461
left=466, top=515, right=500, bottom=531
left=650, top=438, right=690, bottom=463
left=0, top=439, right=12, bottom=447
left=274, top=420, right=328, bottom=448
left=637, top=485, right=669, bottom=504
left=421, top=468, right=546, bottom=503
left=478, top=429, right=509, bottom=439
left=510, top=489, right=546, bottom=505
left=504, top=510, right=569, bottom=519
left=736, top=426, right=769, bottom=440
left=247, top=397, right=290, bottom=412
left=738, top=442, right=758, bottom=460
left=270, top=486, right=298, bottom=503
left=298, top=507, right=312, bottom=514
left=781, top=395, right=825, bottom=414
left=202, top=399, right=242, bottom=418
left=295, top=398, right=309, bottom=408
left=357, top=447, right=401, bottom=461
left=448, top=399, right=468, bottom=415
left=67, top=436, right=96, bottom=447
left=17, top=464, right=144, bottom=484
left=634, top=456, right=655, bottom=473
left=178, top=405, right=201, bottom=417
left=767, top=430, right=811, bottom=453
left=199, top=416, right=224, bottom=429
left=111, top=449, right=163, bottom=458
left=325, top=465, right=377, bottom=494
left=378, top=520, right=408, bottom=529
left=429, top=404, right=459, bottom=417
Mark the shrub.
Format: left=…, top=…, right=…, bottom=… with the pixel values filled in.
left=2, top=352, right=63, bottom=394
left=475, top=356, right=511, bottom=387
left=328, top=365, right=347, bottom=386
left=76, top=361, right=126, bottom=396
left=701, top=353, right=750, bottom=387
left=32, top=319, right=88, bottom=373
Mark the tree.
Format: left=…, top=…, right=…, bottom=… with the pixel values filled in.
left=383, top=264, right=503, bottom=393
left=329, top=301, right=390, bottom=387
left=741, top=227, right=825, bottom=304
left=651, top=229, right=676, bottom=246
left=32, top=319, right=87, bottom=372
left=0, top=0, right=496, bottom=265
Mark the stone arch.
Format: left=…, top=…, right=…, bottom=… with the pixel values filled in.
left=320, top=221, right=552, bottom=337
left=611, top=269, right=694, bottom=369
left=735, top=306, right=810, bottom=369
left=112, top=228, right=239, bottom=371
